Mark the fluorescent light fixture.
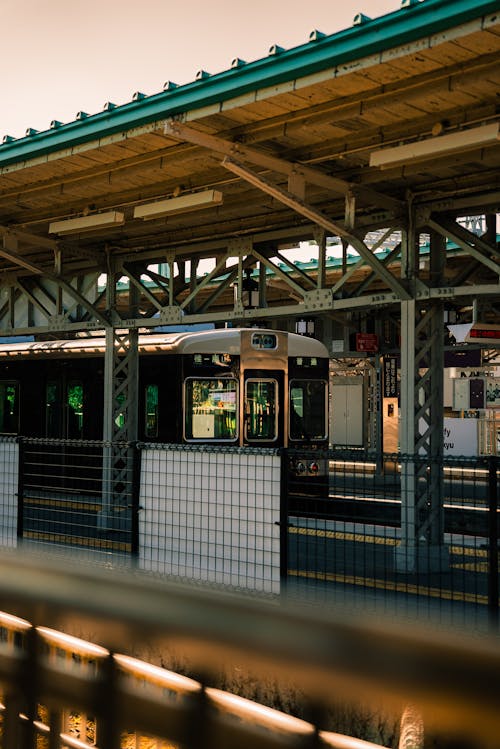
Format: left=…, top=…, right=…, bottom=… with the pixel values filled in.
left=133, top=189, right=223, bottom=220
left=49, top=211, right=125, bottom=235
left=370, top=122, right=499, bottom=169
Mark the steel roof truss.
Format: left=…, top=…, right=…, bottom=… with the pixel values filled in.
left=121, top=266, right=165, bottom=313
left=427, top=217, right=500, bottom=277
left=355, top=242, right=403, bottom=298
left=222, top=157, right=411, bottom=301
left=180, top=252, right=233, bottom=312
left=250, top=249, right=308, bottom=300
left=270, top=250, right=317, bottom=290
left=14, top=279, right=55, bottom=323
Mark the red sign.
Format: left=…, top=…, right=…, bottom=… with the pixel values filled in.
left=355, top=333, right=379, bottom=353
left=467, top=325, right=500, bottom=342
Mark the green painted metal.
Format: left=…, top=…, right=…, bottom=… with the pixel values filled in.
left=0, top=0, right=498, bottom=168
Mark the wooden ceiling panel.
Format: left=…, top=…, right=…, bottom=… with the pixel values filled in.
left=452, top=28, right=500, bottom=55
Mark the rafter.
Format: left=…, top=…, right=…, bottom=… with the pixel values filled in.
left=0, top=225, right=58, bottom=251
left=0, top=241, right=47, bottom=275
left=164, top=120, right=404, bottom=213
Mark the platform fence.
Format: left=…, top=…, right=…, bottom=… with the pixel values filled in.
left=1, top=437, right=498, bottom=632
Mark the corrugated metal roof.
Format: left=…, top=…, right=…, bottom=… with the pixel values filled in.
left=1, top=0, right=497, bottom=168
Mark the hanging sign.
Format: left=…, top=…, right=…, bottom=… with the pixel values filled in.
left=355, top=333, right=379, bottom=353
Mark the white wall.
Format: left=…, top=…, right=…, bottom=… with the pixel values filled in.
left=443, top=417, right=478, bottom=456
left=138, top=447, right=281, bottom=594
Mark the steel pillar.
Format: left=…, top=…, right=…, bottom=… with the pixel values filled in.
left=101, top=326, right=139, bottom=532
left=396, top=226, right=449, bottom=573
left=100, top=265, right=139, bottom=533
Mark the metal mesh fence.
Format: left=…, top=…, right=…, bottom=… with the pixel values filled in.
left=19, top=439, right=135, bottom=559
left=0, top=437, right=18, bottom=547
left=3, top=437, right=499, bottom=632
left=286, top=449, right=499, bottom=633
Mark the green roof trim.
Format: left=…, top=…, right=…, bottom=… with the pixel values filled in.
left=0, top=0, right=498, bottom=168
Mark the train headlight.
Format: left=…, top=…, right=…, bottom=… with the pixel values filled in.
left=295, top=461, right=306, bottom=475
left=309, top=461, right=319, bottom=475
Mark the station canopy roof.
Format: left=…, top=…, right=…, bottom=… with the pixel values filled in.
left=0, top=0, right=499, bottom=285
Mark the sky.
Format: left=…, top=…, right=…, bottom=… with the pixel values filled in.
left=2, top=0, right=399, bottom=141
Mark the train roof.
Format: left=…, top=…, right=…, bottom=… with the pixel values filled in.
left=0, top=328, right=329, bottom=359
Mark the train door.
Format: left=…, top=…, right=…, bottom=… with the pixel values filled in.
left=239, top=330, right=288, bottom=448
left=243, top=371, right=284, bottom=447
left=0, top=381, right=19, bottom=434
left=46, top=376, right=84, bottom=439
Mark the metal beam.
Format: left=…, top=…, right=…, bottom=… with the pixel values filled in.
left=222, top=157, right=411, bottom=300
left=0, top=241, right=46, bottom=276
left=0, top=225, right=58, bottom=251
left=427, top=217, right=500, bottom=276
left=165, top=120, right=404, bottom=213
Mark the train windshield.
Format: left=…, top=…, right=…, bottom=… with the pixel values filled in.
left=0, top=381, right=19, bottom=434
left=184, top=378, right=237, bottom=441
left=244, top=379, right=278, bottom=442
left=289, top=380, right=328, bottom=441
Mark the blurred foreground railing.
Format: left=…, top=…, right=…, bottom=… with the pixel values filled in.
left=0, top=549, right=498, bottom=749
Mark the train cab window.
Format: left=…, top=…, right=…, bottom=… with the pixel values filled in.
left=184, top=378, right=237, bottom=441
left=145, top=384, right=159, bottom=438
left=244, top=379, right=277, bottom=442
left=0, top=381, right=19, bottom=434
left=289, top=380, right=328, bottom=441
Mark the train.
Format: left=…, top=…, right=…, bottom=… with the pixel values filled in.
left=0, top=327, right=330, bottom=493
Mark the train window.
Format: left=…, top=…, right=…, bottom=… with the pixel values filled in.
left=184, top=378, right=237, bottom=441
left=115, top=392, right=125, bottom=430
left=145, top=384, right=159, bottom=438
left=244, top=379, right=277, bottom=442
left=46, top=381, right=62, bottom=438
left=0, top=381, right=19, bottom=434
left=67, top=382, right=84, bottom=439
left=289, top=380, right=328, bottom=441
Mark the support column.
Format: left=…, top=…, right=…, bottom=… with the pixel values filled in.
left=101, top=264, right=139, bottom=534
left=101, top=327, right=139, bottom=532
left=396, top=223, right=449, bottom=573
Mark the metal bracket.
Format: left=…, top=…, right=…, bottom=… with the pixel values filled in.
left=302, top=289, right=333, bottom=310
left=158, top=306, right=183, bottom=325
left=228, top=238, right=253, bottom=257
left=47, top=314, right=69, bottom=331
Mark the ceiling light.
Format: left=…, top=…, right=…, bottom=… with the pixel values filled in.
left=369, top=122, right=499, bottom=169
left=133, top=189, right=223, bottom=220
left=49, top=211, right=125, bottom=235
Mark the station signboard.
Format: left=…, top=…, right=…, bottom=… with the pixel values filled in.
left=355, top=333, right=379, bottom=353
left=383, top=355, right=398, bottom=398
left=465, top=323, right=500, bottom=344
